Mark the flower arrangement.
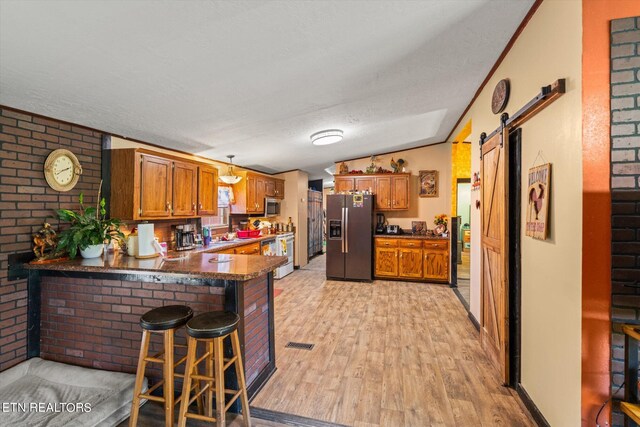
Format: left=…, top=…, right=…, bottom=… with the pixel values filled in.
left=434, top=214, right=448, bottom=227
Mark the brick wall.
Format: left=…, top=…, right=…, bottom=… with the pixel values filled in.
left=243, top=276, right=270, bottom=385
left=40, top=276, right=225, bottom=384
left=610, top=16, right=640, bottom=427
left=0, top=108, right=102, bottom=371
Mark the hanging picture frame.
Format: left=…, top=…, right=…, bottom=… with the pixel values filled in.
left=419, top=170, right=439, bottom=198
left=525, top=163, right=551, bottom=240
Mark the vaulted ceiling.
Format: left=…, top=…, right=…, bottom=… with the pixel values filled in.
left=0, top=0, right=534, bottom=179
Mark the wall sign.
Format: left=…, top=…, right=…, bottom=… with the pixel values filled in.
left=526, top=163, right=551, bottom=240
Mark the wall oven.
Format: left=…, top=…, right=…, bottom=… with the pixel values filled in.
left=265, top=198, right=281, bottom=217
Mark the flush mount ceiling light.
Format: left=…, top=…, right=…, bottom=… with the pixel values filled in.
left=311, top=129, right=343, bottom=146
left=219, top=155, right=242, bottom=184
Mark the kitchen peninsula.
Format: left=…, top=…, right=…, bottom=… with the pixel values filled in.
left=23, top=251, right=287, bottom=401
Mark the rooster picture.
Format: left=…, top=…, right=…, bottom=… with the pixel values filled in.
left=528, top=183, right=545, bottom=220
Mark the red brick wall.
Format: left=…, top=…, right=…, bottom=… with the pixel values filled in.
left=0, top=108, right=102, bottom=371
left=40, top=276, right=225, bottom=383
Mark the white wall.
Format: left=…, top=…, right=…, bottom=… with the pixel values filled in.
left=446, top=1, right=582, bottom=425
left=275, top=170, right=308, bottom=267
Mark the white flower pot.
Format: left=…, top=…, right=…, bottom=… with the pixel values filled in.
left=80, top=244, right=104, bottom=259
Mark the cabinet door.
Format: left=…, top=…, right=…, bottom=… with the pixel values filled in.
left=256, top=176, right=266, bottom=213
left=335, top=177, right=355, bottom=193
left=246, top=175, right=257, bottom=212
left=275, top=180, right=285, bottom=199
left=198, top=166, right=218, bottom=216
left=424, top=250, right=449, bottom=281
left=355, top=177, right=375, bottom=193
left=375, top=247, right=398, bottom=277
left=139, top=154, right=172, bottom=218
left=391, top=175, right=409, bottom=210
left=375, top=177, right=392, bottom=210
left=399, top=248, right=423, bottom=278
left=265, top=179, right=276, bottom=197
left=172, top=161, right=198, bottom=216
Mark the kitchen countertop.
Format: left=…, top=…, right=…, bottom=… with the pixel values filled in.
left=173, top=232, right=292, bottom=256
left=374, top=234, right=449, bottom=240
left=25, top=251, right=288, bottom=281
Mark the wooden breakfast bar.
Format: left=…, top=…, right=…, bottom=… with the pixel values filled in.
left=22, top=251, right=287, bottom=407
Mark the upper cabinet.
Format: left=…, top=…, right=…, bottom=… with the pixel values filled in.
left=334, top=173, right=410, bottom=211
left=230, top=172, right=284, bottom=214
left=109, top=149, right=218, bottom=220
left=198, top=166, right=218, bottom=216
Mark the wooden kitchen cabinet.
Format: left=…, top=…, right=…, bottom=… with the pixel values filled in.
left=172, top=160, right=198, bottom=216
left=374, top=237, right=449, bottom=282
left=334, top=173, right=410, bottom=211
left=109, top=149, right=218, bottom=220
left=139, top=154, right=172, bottom=218
left=198, top=166, right=218, bottom=215
left=230, top=171, right=278, bottom=215
left=374, top=246, right=398, bottom=277
left=234, top=242, right=261, bottom=255
left=334, top=176, right=355, bottom=193
left=274, top=179, right=285, bottom=199
left=265, top=178, right=276, bottom=197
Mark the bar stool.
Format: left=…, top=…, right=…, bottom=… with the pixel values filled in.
left=177, top=311, right=251, bottom=427
left=129, top=305, right=195, bottom=427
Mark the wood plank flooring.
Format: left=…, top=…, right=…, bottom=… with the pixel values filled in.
left=251, top=255, right=534, bottom=426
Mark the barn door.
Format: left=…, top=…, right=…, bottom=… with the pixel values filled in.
left=480, top=129, right=509, bottom=385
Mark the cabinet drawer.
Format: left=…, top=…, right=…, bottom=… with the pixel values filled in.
left=399, top=239, right=423, bottom=248
left=423, top=240, right=449, bottom=251
left=376, top=238, right=398, bottom=247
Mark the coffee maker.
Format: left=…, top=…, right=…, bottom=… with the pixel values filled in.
left=175, top=224, right=196, bottom=251
left=375, top=213, right=387, bottom=234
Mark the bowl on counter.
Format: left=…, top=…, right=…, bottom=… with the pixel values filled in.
left=237, top=229, right=260, bottom=239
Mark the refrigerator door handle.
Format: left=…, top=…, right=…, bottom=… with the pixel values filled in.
left=341, top=207, right=345, bottom=253
left=345, top=207, right=349, bottom=253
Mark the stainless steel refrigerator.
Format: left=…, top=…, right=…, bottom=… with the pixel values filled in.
left=326, top=194, right=374, bottom=281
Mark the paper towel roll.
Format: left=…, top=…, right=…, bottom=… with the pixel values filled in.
left=136, top=223, right=158, bottom=258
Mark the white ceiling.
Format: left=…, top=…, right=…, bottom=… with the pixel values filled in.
left=0, top=0, right=534, bottom=179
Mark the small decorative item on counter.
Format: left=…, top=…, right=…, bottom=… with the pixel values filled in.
left=55, top=184, right=125, bottom=259
left=434, top=214, right=448, bottom=235
left=126, top=228, right=137, bottom=256
left=365, top=155, right=378, bottom=174
left=32, top=222, right=59, bottom=261
left=286, top=217, right=293, bottom=232
left=202, top=226, right=211, bottom=246
left=159, top=242, right=168, bottom=256
left=411, top=221, right=427, bottom=235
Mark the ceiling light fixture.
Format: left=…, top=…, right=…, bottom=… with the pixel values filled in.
left=311, top=129, right=343, bottom=146
left=219, top=155, right=242, bottom=184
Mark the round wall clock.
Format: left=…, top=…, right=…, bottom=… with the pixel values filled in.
left=44, top=149, right=83, bottom=192
left=491, top=78, right=510, bottom=114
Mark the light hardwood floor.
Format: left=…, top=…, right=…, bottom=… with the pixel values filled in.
left=251, top=255, right=534, bottom=426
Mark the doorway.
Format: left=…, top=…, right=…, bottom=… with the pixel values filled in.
left=456, top=178, right=471, bottom=308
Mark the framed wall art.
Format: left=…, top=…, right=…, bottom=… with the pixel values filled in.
left=419, top=170, right=439, bottom=198
left=525, top=163, right=551, bottom=240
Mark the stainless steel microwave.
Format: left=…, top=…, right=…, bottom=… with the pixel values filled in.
left=265, top=198, right=281, bottom=217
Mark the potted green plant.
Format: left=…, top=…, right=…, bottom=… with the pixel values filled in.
left=55, top=190, right=124, bottom=259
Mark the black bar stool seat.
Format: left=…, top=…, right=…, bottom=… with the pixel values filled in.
left=140, top=305, right=194, bottom=331
left=186, top=311, right=239, bottom=338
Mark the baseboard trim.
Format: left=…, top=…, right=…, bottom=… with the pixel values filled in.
left=468, top=312, right=480, bottom=331
left=515, top=383, right=551, bottom=427
left=452, top=286, right=470, bottom=312
left=249, top=407, right=349, bottom=427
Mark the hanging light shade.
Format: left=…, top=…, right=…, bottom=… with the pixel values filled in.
left=219, top=155, right=242, bottom=184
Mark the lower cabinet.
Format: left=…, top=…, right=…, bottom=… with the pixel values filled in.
left=374, top=237, right=449, bottom=282
left=213, top=242, right=261, bottom=255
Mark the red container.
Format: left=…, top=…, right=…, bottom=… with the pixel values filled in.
left=237, top=229, right=260, bottom=239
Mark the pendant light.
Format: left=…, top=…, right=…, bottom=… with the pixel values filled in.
left=219, top=155, right=242, bottom=184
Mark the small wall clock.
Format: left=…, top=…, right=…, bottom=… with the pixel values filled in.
left=44, top=149, right=83, bottom=192
left=491, top=78, right=510, bottom=114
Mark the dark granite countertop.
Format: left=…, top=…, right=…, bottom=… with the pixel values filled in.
left=374, top=234, right=450, bottom=240
left=25, top=251, right=288, bottom=281
left=172, top=232, right=292, bottom=256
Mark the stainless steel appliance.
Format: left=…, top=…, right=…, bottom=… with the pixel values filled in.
left=265, top=198, right=281, bottom=217
left=326, top=194, right=374, bottom=281
left=274, top=232, right=294, bottom=279
left=175, top=224, right=196, bottom=251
